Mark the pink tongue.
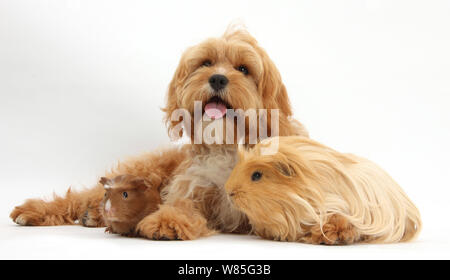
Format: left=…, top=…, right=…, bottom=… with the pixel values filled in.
left=204, top=102, right=227, bottom=119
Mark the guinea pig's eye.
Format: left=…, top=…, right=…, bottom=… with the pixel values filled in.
left=122, top=192, right=128, bottom=199
left=202, top=60, right=212, bottom=67
left=237, top=65, right=249, bottom=75
left=251, top=171, right=262, bottom=182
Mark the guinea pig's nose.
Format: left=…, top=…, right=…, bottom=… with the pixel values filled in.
left=209, top=74, right=229, bottom=91
left=227, top=187, right=241, bottom=199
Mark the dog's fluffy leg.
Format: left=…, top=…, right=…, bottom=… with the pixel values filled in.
left=10, top=183, right=105, bottom=227
left=136, top=199, right=215, bottom=240
left=10, top=148, right=186, bottom=227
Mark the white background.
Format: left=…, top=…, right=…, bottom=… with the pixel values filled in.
left=1, top=0, right=449, bottom=259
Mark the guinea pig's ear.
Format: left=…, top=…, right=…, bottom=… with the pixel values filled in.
left=130, top=178, right=150, bottom=192
left=274, top=161, right=297, bottom=177
left=148, top=173, right=163, bottom=192
left=99, top=177, right=113, bottom=189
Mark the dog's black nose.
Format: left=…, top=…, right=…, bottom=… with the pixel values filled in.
left=209, top=74, right=229, bottom=91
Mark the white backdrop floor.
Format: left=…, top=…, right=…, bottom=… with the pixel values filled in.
left=1, top=220, right=449, bottom=260
left=1, top=184, right=449, bottom=260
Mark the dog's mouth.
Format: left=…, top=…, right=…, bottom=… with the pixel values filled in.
left=203, top=96, right=231, bottom=120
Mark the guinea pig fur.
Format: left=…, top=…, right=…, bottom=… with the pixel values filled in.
left=225, top=136, right=422, bottom=245
left=100, top=174, right=162, bottom=236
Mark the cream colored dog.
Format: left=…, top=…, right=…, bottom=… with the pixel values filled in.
left=11, top=27, right=309, bottom=241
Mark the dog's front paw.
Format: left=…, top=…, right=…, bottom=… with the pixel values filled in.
left=136, top=201, right=213, bottom=241
left=309, top=214, right=358, bottom=245
left=136, top=209, right=190, bottom=240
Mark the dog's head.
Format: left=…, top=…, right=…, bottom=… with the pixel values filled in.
left=164, top=27, right=304, bottom=144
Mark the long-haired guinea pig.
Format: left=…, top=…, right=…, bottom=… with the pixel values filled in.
left=225, top=136, right=422, bottom=245
left=99, top=174, right=162, bottom=236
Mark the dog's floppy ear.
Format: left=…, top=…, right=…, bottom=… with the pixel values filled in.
left=162, top=51, right=191, bottom=138
left=257, top=48, right=292, bottom=117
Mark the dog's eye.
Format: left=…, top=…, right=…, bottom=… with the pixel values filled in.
left=237, top=65, right=249, bottom=75
left=202, top=60, right=212, bottom=67
left=251, top=171, right=262, bottom=182
left=122, top=192, right=128, bottom=199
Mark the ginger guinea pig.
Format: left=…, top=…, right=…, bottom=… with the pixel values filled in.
left=100, top=174, right=162, bottom=236
left=225, top=136, right=421, bottom=245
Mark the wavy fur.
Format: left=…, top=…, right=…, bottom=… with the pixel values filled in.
left=225, top=136, right=422, bottom=244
